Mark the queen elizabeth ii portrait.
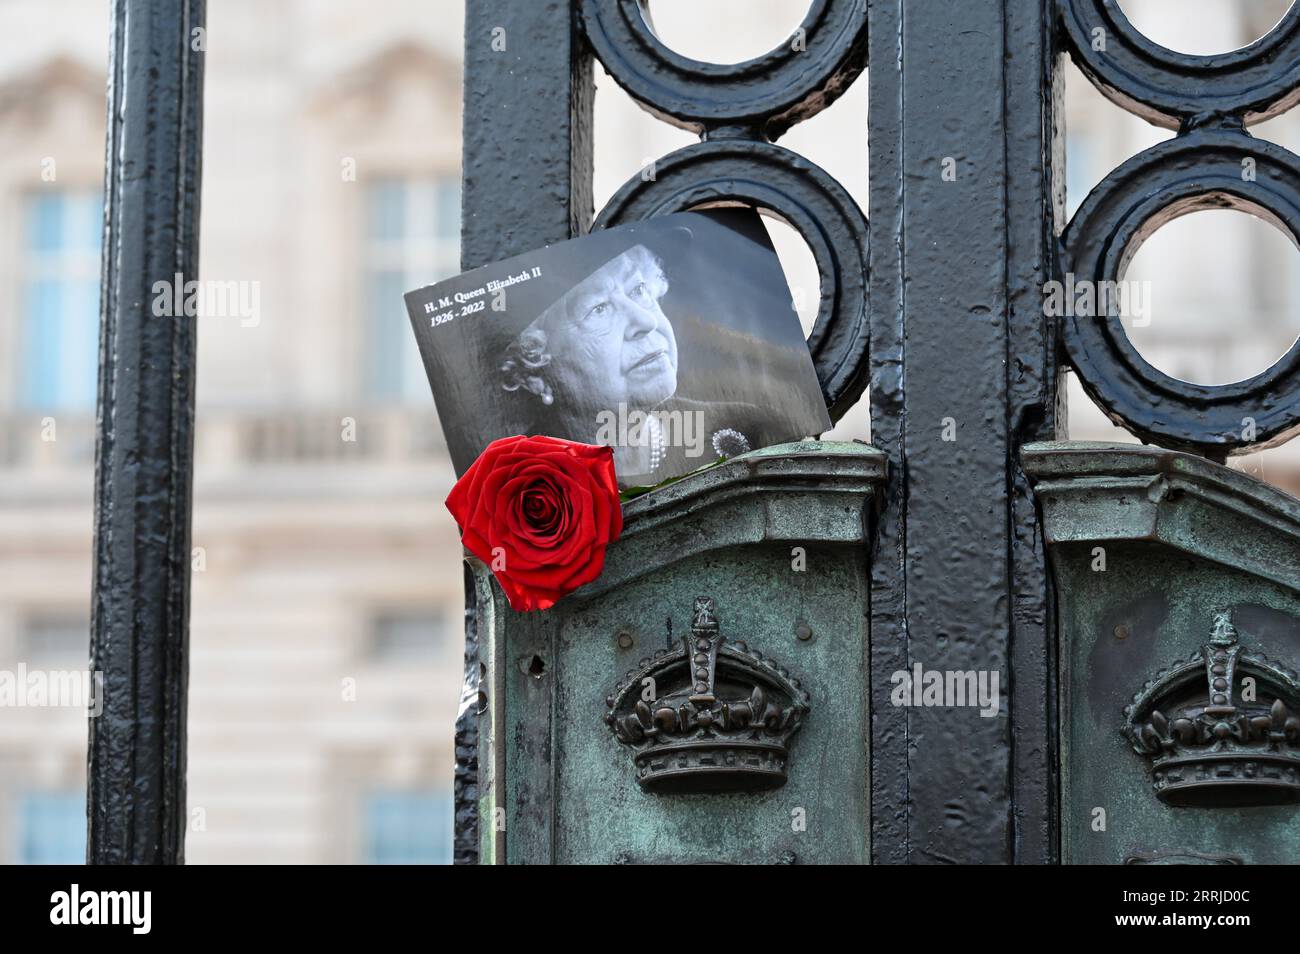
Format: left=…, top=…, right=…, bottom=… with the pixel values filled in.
left=496, top=240, right=777, bottom=485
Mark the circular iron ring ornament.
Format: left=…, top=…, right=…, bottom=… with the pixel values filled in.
left=596, top=139, right=868, bottom=422
left=579, top=0, right=868, bottom=139
left=1061, top=129, right=1300, bottom=456
left=1060, top=0, right=1300, bottom=129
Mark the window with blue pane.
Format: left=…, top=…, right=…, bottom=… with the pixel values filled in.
left=18, top=791, right=85, bottom=865
left=363, top=789, right=452, bottom=864
left=22, top=191, right=102, bottom=410
left=364, top=177, right=460, bottom=402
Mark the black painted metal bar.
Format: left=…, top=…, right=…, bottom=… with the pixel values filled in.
left=88, top=0, right=205, bottom=865
left=454, top=0, right=593, bottom=864
left=867, top=0, right=1060, bottom=863
left=864, top=0, right=908, bottom=860
left=1005, top=0, right=1064, bottom=864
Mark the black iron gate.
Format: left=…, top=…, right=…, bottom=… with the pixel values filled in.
left=89, top=0, right=1300, bottom=864
left=453, top=0, right=1060, bottom=864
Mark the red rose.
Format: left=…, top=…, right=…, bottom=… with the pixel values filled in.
left=445, top=435, right=623, bottom=612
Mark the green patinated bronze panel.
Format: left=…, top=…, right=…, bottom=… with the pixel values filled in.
left=1026, top=442, right=1300, bottom=865
left=476, top=441, right=883, bottom=864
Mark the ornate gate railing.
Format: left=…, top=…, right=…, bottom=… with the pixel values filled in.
left=1059, top=2, right=1300, bottom=456
left=1042, top=1, right=1300, bottom=865
left=455, top=0, right=1061, bottom=864
left=449, top=0, right=1300, bottom=865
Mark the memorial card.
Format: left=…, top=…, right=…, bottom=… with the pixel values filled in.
left=405, top=208, right=831, bottom=489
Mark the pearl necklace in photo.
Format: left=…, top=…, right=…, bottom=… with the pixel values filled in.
left=645, top=414, right=665, bottom=474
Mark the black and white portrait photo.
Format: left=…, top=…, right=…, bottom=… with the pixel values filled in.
left=406, top=209, right=831, bottom=488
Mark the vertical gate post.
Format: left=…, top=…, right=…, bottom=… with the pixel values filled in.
left=867, top=0, right=1061, bottom=863
left=455, top=0, right=593, bottom=864
left=88, top=0, right=206, bottom=865
left=1003, top=0, right=1064, bottom=864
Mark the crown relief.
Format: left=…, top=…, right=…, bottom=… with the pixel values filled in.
left=605, top=597, right=810, bottom=794
left=1123, top=610, right=1300, bottom=808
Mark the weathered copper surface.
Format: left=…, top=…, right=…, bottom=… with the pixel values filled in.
left=475, top=441, right=883, bottom=864
left=1026, top=442, right=1300, bottom=864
